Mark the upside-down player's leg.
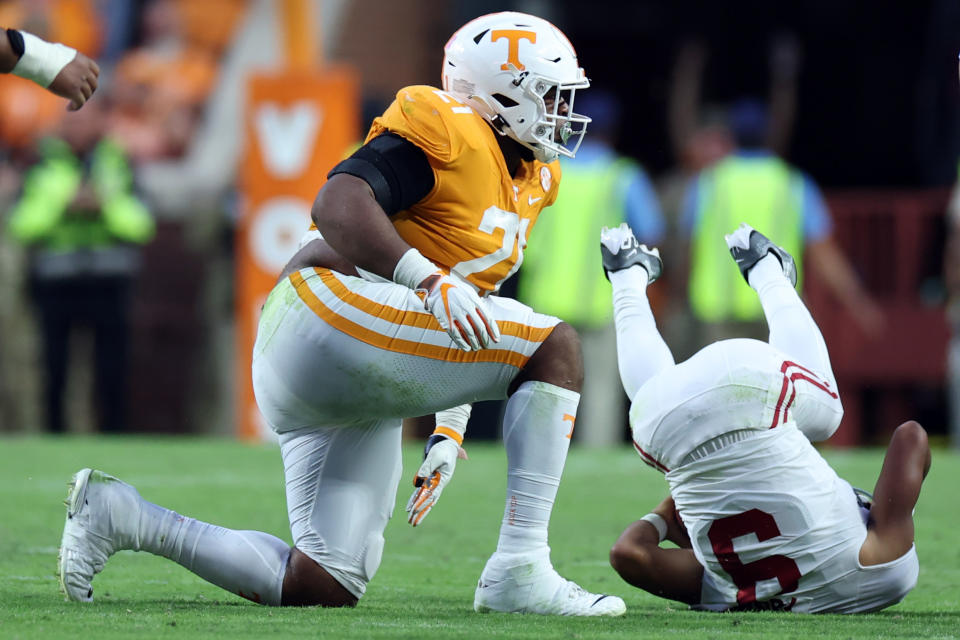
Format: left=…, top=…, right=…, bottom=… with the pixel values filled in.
left=600, top=224, right=675, bottom=400
left=726, top=223, right=836, bottom=388
left=726, top=224, right=843, bottom=442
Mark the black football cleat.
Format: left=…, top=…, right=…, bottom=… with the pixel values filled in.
left=724, top=222, right=797, bottom=287
left=600, top=223, right=662, bottom=283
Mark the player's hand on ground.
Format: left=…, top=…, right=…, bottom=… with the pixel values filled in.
left=49, top=50, right=99, bottom=110
left=417, top=272, right=500, bottom=351
left=406, top=434, right=464, bottom=526
left=653, top=495, right=692, bottom=548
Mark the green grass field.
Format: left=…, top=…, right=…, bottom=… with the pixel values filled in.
left=1, top=436, right=958, bottom=639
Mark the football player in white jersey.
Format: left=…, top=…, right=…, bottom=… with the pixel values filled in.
left=601, top=222, right=928, bottom=613
left=57, top=12, right=626, bottom=616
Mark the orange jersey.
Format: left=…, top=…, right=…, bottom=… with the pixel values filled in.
left=366, top=85, right=561, bottom=295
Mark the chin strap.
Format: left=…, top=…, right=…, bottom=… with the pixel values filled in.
left=490, top=114, right=510, bottom=135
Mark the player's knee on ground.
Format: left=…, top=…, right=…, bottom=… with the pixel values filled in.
left=512, top=322, right=583, bottom=394
left=281, top=548, right=359, bottom=608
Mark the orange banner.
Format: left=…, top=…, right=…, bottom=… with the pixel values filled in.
left=237, top=68, right=359, bottom=439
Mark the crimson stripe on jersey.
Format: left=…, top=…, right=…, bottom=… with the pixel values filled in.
left=632, top=440, right=670, bottom=473
left=782, top=370, right=840, bottom=423
left=770, top=361, right=839, bottom=429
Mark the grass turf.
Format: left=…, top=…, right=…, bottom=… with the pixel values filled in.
left=0, top=436, right=957, bottom=639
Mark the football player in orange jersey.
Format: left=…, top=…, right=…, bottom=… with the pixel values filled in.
left=1, top=26, right=99, bottom=110
left=58, top=12, right=626, bottom=616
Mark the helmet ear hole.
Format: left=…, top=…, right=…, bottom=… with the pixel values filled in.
left=490, top=93, right=519, bottom=108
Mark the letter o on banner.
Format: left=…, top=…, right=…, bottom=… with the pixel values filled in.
left=249, top=196, right=311, bottom=274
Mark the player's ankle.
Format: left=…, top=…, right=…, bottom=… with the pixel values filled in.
left=746, top=253, right=786, bottom=290
left=495, top=530, right=549, bottom=555
left=609, top=264, right=649, bottom=290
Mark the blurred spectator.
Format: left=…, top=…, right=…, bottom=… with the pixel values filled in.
left=109, top=0, right=219, bottom=161
left=517, top=89, right=665, bottom=447
left=680, top=97, right=884, bottom=343
left=659, top=38, right=800, bottom=358
left=656, top=40, right=735, bottom=359
left=0, top=0, right=102, bottom=60
left=659, top=41, right=737, bottom=224
left=97, top=0, right=139, bottom=64
left=945, top=169, right=960, bottom=449
left=665, top=36, right=884, bottom=346
left=6, top=100, right=155, bottom=433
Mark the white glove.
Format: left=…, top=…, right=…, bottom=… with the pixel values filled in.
left=417, top=272, right=501, bottom=351
left=406, top=434, right=462, bottom=526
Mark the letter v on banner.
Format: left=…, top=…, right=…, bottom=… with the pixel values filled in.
left=237, top=67, right=358, bottom=440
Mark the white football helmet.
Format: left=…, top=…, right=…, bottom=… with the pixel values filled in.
left=442, top=12, right=590, bottom=163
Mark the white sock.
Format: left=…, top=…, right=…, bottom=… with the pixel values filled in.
left=135, top=500, right=289, bottom=606
left=749, top=254, right=836, bottom=386
left=496, top=381, right=579, bottom=554
left=609, top=266, right=675, bottom=399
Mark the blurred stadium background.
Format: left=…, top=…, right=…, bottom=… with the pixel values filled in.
left=1, top=0, right=959, bottom=449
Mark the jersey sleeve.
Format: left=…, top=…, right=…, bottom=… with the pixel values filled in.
left=367, top=85, right=464, bottom=165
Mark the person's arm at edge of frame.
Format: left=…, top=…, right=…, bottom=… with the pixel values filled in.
left=1, top=27, right=99, bottom=110
left=859, top=420, right=931, bottom=566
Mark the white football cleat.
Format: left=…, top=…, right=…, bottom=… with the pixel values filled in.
left=474, top=549, right=626, bottom=616
left=58, top=468, right=141, bottom=602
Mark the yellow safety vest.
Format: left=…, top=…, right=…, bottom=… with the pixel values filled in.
left=689, top=155, right=804, bottom=322
left=518, top=158, right=634, bottom=327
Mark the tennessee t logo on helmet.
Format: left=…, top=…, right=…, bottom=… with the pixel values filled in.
left=491, top=29, right=536, bottom=71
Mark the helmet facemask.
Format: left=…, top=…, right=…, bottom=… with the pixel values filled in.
left=518, top=74, right=590, bottom=163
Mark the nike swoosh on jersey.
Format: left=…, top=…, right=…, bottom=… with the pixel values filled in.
left=528, top=195, right=543, bottom=205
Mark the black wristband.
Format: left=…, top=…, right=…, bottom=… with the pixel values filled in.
left=423, top=433, right=450, bottom=458
left=6, top=29, right=25, bottom=59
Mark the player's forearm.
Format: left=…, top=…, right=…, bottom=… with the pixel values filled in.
left=312, top=174, right=412, bottom=281
left=610, top=521, right=703, bottom=604
left=0, top=28, right=20, bottom=73
left=860, top=421, right=929, bottom=565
